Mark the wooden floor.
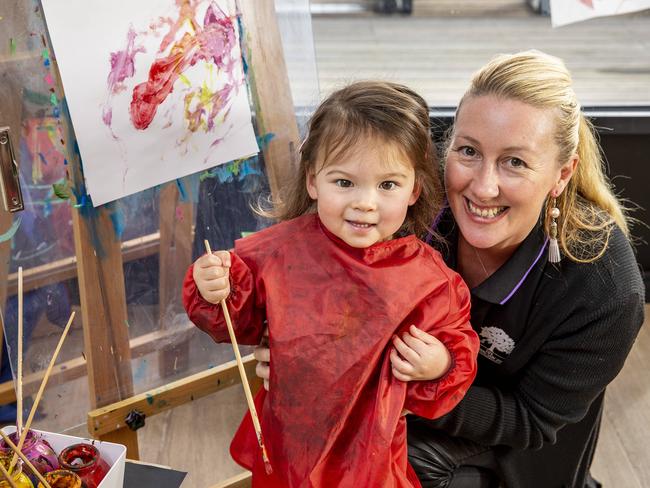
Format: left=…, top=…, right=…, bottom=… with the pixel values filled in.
left=591, top=306, right=650, bottom=487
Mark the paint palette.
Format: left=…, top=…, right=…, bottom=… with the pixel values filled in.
left=1, top=427, right=126, bottom=488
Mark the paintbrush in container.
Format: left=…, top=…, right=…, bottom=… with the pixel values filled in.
left=8, top=312, right=75, bottom=476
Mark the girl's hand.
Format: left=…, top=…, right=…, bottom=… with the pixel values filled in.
left=254, top=327, right=270, bottom=391
left=192, top=250, right=231, bottom=304
left=390, top=325, right=452, bottom=382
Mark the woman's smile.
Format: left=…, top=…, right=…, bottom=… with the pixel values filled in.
left=464, top=198, right=508, bottom=220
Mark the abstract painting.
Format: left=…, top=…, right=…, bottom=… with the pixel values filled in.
left=41, top=0, right=259, bottom=206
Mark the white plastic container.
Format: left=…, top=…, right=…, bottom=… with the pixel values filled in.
left=1, top=426, right=126, bottom=488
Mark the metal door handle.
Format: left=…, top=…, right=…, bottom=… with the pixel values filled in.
left=0, top=126, right=24, bottom=212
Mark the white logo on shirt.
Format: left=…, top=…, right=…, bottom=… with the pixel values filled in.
left=479, top=326, right=515, bottom=364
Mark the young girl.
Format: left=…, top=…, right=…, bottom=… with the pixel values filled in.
left=183, top=81, right=479, bottom=487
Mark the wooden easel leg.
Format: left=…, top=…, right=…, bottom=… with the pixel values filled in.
left=99, top=426, right=140, bottom=460
left=158, top=181, right=193, bottom=379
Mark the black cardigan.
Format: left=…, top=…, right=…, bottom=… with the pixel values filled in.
left=411, top=217, right=645, bottom=487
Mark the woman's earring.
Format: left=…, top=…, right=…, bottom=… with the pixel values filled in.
left=548, top=198, right=561, bottom=263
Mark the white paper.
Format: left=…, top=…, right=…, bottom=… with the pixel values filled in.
left=550, top=0, right=650, bottom=27
left=41, top=0, right=259, bottom=206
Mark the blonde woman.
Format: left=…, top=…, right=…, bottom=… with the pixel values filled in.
left=404, top=50, right=644, bottom=488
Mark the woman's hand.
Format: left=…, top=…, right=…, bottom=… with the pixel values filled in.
left=391, top=325, right=452, bottom=382
left=254, top=327, right=270, bottom=391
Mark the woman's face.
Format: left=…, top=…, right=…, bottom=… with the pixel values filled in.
left=445, top=95, right=576, bottom=258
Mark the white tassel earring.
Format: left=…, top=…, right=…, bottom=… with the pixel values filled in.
left=548, top=197, right=561, bottom=263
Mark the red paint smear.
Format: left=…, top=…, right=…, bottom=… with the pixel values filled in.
left=130, top=0, right=237, bottom=130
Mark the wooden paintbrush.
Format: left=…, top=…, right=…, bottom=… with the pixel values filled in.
left=16, top=267, right=23, bottom=439
left=203, top=239, right=272, bottom=474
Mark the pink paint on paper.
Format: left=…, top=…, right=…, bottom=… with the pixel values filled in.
left=44, top=73, right=54, bottom=85
left=102, top=26, right=146, bottom=128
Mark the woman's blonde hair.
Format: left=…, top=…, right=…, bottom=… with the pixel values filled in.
left=454, top=50, right=630, bottom=263
left=266, top=80, right=444, bottom=239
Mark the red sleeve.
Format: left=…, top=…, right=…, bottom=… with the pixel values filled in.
left=182, top=251, right=267, bottom=345
left=403, top=271, right=479, bottom=419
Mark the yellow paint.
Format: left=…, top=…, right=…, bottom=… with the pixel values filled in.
left=46, top=125, right=60, bottom=149
left=184, top=19, right=196, bottom=34
left=179, top=73, right=191, bottom=86
left=199, top=81, right=213, bottom=106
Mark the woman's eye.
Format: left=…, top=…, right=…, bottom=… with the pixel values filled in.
left=379, top=181, right=397, bottom=190
left=335, top=179, right=353, bottom=188
left=458, top=146, right=476, bottom=157
left=506, top=157, right=526, bottom=168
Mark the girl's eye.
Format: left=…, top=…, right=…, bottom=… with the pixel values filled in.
left=335, top=179, right=353, bottom=188
left=379, top=181, right=397, bottom=190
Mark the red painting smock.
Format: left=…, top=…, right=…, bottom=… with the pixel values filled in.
left=183, top=214, right=479, bottom=487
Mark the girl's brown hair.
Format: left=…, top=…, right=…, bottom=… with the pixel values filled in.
left=453, top=50, right=630, bottom=263
left=267, top=80, right=443, bottom=238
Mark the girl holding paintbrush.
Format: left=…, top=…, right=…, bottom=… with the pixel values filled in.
left=183, top=81, right=479, bottom=487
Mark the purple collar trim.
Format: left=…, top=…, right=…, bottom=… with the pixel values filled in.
left=424, top=202, right=448, bottom=244
left=499, top=237, right=549, bottom=305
